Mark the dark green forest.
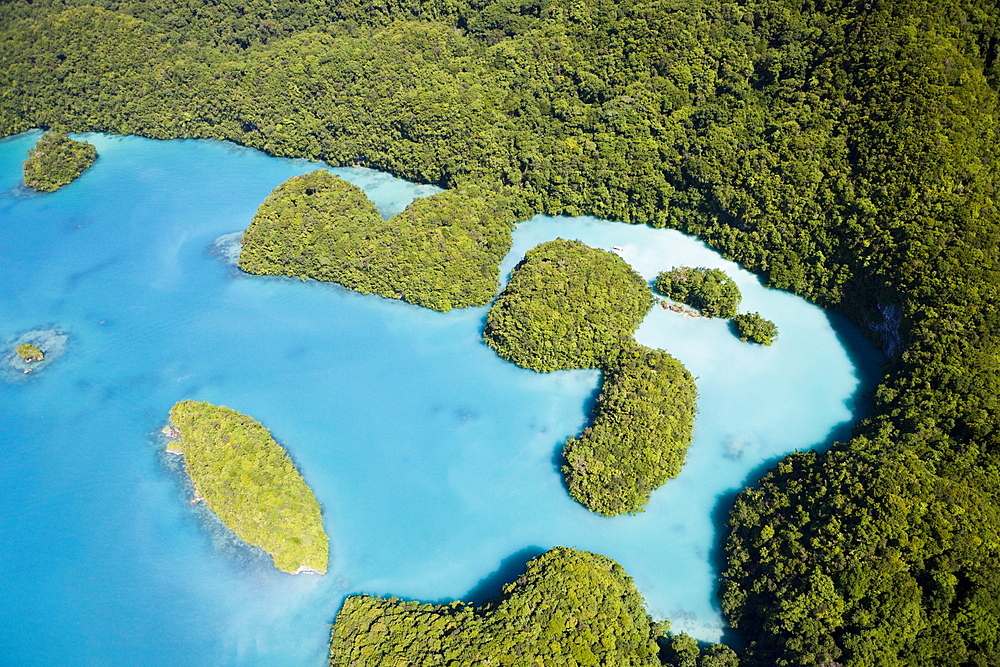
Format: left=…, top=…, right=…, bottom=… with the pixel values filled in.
left=22, top=130, right=96, bottom=191
left=3, top=0, right=1000, bottom=663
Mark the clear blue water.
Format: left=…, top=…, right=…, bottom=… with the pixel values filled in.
left=0, top=131, right=881, bottom=665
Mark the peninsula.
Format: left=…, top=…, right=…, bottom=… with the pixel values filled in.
left=166, top=400, right=328, bottom=574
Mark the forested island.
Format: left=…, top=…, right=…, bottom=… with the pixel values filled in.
left=329, top=546, right=736, bottom=666
left=656, top=267, right=742, bottom=319
left=15, top=343, right=43, bottom=362
left=3, top=0, right=999, bottom=663
left=167, top=400, right=329, bottom=574
left=22, top=130, right=96, bottom=192
left=238, top=170, right=524, bottom=311
left=485, top=239, right=698, bottom=515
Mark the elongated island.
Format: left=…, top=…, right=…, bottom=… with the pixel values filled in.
left=166, top=400, right=329, bottom=574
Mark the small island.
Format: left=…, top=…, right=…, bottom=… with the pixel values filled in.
left=23, top=131, right=97, bottom=192
left=732, top=312, right=779, bottom=346
left=15, top=343, right=44, bottom=362
left=166, top=400, right=329, bottom=574
left=484, top=238, right=654, bottom=372
left=655, top=266, right=741, bottom=319
left=238, top=170, right=524, bottom=312
left=484, top=240, right=697, bottom=515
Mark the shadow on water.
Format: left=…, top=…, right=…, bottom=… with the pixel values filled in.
left=461, top=546, right=547, bottom=605
left=705, top=312, right=885, bottom=650
left=549, top=370, right=604, bottom=475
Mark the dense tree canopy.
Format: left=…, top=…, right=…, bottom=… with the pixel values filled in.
left=22, top=130, right=96, bottom=192
left=168, top=400, right=329, bottom=574
left=3, top=0, right=1000, bottom=662
left=656, top=267, right=742, bottom=319
left=563, top=341, right=697, bottom=516
left=328, top=547, right=668, bottom=666
left=484, top=239, right=654, bottom=371
left=239, top=170, right=524, bottom=311
left=731, top=312, right=777, bottom=346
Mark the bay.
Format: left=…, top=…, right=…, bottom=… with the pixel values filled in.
left=0, top=132, right=880, bottom=665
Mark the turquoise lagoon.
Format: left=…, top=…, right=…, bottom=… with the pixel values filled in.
left=0, top=132, right=880, bottom=665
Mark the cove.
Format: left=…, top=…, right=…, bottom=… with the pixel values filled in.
left=0, top=132, right=881, bottom=665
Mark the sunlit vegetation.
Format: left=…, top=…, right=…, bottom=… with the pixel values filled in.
left=239, top=170, right=524, bottom=311
left=22, top=130, right=96, bottom=192
left=168, top=400, right=328, bottom=574
left=563, top=341, right=697, bottom=516
left=484, top=239, right=654, bottom=372
left=328, top=547, right=671, bottom=666
left=656, top=267, right=741, bottom=319
left=3, top=0, right=1000, bottom=662
left=15, top=343, right=43, bottom=361
left=731, top=312, right=777, bottom=346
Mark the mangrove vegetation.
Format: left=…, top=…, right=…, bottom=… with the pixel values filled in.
left=167, top=400, right=328, bottom=574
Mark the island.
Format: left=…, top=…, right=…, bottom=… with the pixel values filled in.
left=15, top=343, right=44, bottom=362
left=238, top=170, right=524, bottom=312
left=166, top=400, right=328, bottom=574
left=655, top=267, right=741, bottom=319
left=330, top=547, right=735, bottom=666
left=563, top=341, right=697, bottom=516
left=732, top=312, right=778, bottom=346
left=485, top=239, right=697, bottom=515
left=22, top=131, right=97, bottom=192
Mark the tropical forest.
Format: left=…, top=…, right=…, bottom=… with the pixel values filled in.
left=1, top=0, right=999, bottom=664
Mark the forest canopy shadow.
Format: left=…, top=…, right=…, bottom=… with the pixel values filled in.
left=462, top=546, right=547, bottom=605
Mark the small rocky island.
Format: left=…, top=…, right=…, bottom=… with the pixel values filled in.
left=23, top=131, right=97, bottom=192
left=16, top=343, right=44, bottom=362
left=733, top=311, right=779, bottom=345
left=655, top=266, right=742, bottom=319
left=165, top=400, right=329, bottom=574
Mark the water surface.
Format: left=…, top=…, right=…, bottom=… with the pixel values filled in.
left=0, top=132, right=880, bottom=665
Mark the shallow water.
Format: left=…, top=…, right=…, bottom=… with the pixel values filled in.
left=0, top=132, right=881, bottom=665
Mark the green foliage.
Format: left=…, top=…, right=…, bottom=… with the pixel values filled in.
left=15, top=343, right=43, bottom=361
left=655, top=267, right=741, bottom=319
left=563, top=341, right=697, bottom=516
left=168, top=400, right=328, bottom=574
left=3, top=0, right=1000, bottom=663
left=484, top=239, right=654, bottom=372
left=22, top=131, right=96, bottom=192
left=328, top=547, right=668, bottom=666
left=731, top=312, right=777, bottom=346
left=722, top=444, right=1000, bottom=666
left=238, top=170, right=522, bottom=311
